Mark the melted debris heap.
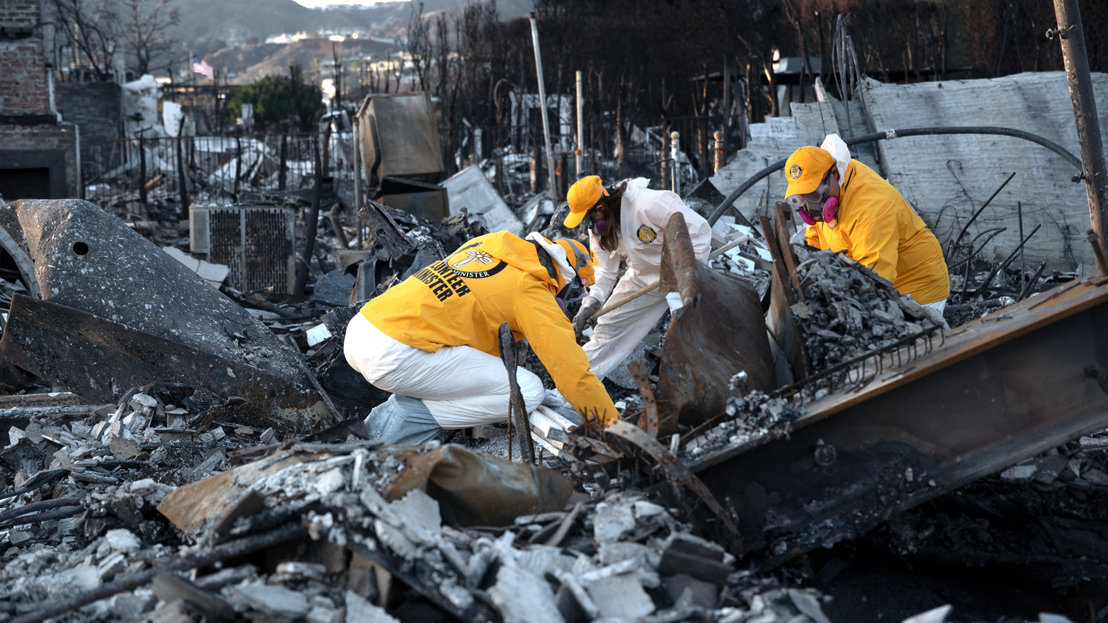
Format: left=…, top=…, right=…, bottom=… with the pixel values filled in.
left=790, top=250, right=941, bottom=371
left=0, top=388, right=835, bottom=623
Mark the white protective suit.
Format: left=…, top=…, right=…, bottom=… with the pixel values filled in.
left=583, top=178, right=713, bottom=378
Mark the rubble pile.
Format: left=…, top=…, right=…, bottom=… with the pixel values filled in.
left=678, top=380, right=804, bottom=462
left=790, top=250, right=940, bottom=372
left=0, top=402, right=840, bottom=623
left=707, top=224, right=774, bottom=301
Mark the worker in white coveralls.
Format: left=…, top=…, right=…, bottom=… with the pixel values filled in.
left=564, top=175, right=713, bottom=380
left=344, top=230, right=619, bottom=445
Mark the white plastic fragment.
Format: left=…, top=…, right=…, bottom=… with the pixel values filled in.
left=306, top=323, right=333, bottom=347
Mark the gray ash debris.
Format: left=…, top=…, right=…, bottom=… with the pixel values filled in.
left=679, top=374, right=804, bottom=462
left=791, top=250, right=941, bottom=371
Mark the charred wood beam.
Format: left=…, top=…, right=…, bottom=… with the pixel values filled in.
left=0, top=497, right=83, bottom=527
left=0, top=468, right=69, bottom=501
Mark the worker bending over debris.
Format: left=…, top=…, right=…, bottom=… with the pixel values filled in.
left=344, top=230, right=618, bottom=445
left=784, top=135, right=950, bottom=317
left=564, top=175, right=713, bottom=379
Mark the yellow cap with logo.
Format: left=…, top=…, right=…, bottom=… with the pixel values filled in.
left=565, top=175, right=609, bottom=228
left=784, top=146, right=834, bottom=198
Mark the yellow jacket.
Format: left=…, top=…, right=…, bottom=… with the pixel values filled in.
left=805, top=160, right=950, bottom=305
left=360, top=231, right=618, bottom=424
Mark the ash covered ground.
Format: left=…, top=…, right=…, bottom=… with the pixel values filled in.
left=1, top=186, right=1104, bottom=623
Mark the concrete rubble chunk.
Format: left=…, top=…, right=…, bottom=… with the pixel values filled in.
left=584, top=570, right=656, bottom=621
left=389, top=487, right=442, bottom=544
left=489, top=564, right=564, bottom=623
left=314, top=467, right=347, bottom=496
left=663, top=573, right=719, bottom=610
left=657, top=532, right=732, bottom=585
left=553, top=569, right=600, bottom=621
left=231, top=581, right=311, bottom=618
left=345, top=589, right=400, bottom=623
left=97, top=551, right=128, bottom=580
left=1000, top=464, right=1039, bottom=481
left=787, top=588, right=832, bottom=623
left=105, top=528, right=141, bottom=553
left=109, top=435, right=140, bottom=460
left=902, top=605, right=953, bottom=623
left=592, top=499, right=637, bottom=544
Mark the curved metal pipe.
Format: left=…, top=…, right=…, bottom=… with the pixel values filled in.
left=707, top=126, right=1083, bottom=225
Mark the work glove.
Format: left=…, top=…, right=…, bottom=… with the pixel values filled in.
left=572, top=298, right=602, bottom=343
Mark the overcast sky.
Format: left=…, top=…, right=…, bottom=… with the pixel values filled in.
left=291, top=0, right=408, bottom=7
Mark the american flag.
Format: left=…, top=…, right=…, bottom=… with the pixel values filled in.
left=192, top=57, right=214, bottom=80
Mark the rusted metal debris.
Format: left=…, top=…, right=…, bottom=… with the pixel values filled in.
left=653, top=212, right=775, bottom=432
left=693, top=275, right=1108, bottom=557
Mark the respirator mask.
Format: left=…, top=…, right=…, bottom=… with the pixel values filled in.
left=581, top=209, right=610, bottom=237
left=787, top=172, right=838, bottom=226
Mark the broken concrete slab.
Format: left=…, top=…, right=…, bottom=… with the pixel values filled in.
left=859, top=72, right=1107, bottom=271
left=441, top=165, right=523, bottom=235
left=231, top=581, right=312, bottom=618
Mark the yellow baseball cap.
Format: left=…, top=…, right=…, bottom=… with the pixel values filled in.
left=564, top=175, right=609, bottom=228
left=784, top=146, right=834, bottom=198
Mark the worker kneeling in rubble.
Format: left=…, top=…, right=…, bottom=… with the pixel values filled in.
left=564, top=175, right=713, bottom=379
left=784, top=135, right=950, bottom=317
left=344, top=230, right=619, bottom=445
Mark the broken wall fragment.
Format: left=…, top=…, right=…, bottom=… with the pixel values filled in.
left=0, top=198, right=332, bottom=431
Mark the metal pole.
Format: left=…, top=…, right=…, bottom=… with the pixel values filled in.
left=294, top=138, right=323, bottom=297
left=138, top=132, right=147, bottom=209
left=529, top=12, right=557, bottom=201
left=1052, top=0, right=1108, bottom=261
left=353, top=116, right=363, bottom=248
left=670, top=131, right=681, bottom=195
left=576, top=70, right=584, bottom=177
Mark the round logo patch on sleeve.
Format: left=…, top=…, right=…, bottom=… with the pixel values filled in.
left=636, top=225, right=657, bottom=243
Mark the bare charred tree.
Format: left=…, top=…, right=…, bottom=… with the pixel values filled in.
left=405, top=2, right=432, bottom=92
left=385, top=0, right=1102, bottom=179
left=121, top=0, right=179, bottom=77
left=46, top=0, right=121, bottom=81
